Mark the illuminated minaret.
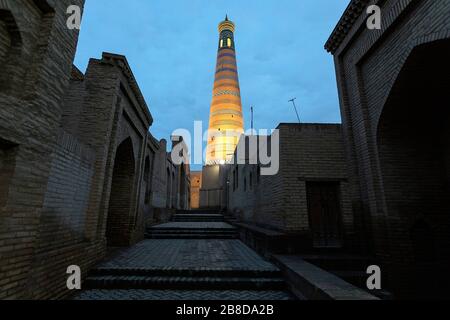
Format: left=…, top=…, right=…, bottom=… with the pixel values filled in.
left=205, top=15, right=244, bottom=165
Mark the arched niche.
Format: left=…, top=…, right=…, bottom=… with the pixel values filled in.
left=106, top=138, right=135, bottom=247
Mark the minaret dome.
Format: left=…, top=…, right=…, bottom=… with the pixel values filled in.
left=219, top=15, right=235, bottom=33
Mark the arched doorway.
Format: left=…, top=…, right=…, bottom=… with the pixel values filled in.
left=0, top=9, right=22, bottom=92
left=377, top=39, right=450, bottom=298
left=106, top=138, right=135, bottom=247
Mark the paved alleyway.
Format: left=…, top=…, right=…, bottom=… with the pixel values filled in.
left=75, top=212, right=296, bottom=300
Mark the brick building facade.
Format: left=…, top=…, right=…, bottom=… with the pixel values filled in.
left=325, top=0, right=450, bottom=298
left=0, top=0, right=189, bottom=299
left=2, top=0, right=447, bottom=301
left=227, top=124, right=354, bottom=254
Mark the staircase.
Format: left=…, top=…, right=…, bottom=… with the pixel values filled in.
left=176, top=209, right=221, bottom=216
left=84, top=267, right=287, bottom=291
left=172, top=214, right=224, bottom=222
left=146, top=224, right=238, bottom=239
left=145, top=210, right=238, bottom=239
left=76, top=210, right=296, bottom=300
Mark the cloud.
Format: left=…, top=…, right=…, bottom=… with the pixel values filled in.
left=74, top=0, right=350, bottom=170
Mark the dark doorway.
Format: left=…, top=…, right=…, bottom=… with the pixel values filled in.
left=377, top=39, right=450, bottom=298
left=306, top=182, right=342, bottom=248
left=0, top=138, right=17, bottom=208
left=0, top=9, right=22, bottom=92
left=106, top=138, right=135, bottom=247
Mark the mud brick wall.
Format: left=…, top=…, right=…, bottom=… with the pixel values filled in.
left=38, top=130, right=95, bottom=252
left=228, top=124, right=352, bottom=245
left=278, top=124, right=352, bottom=240
left=326, top=0, right=450, bottom=298
left=0, top=0, right=85, bottom=299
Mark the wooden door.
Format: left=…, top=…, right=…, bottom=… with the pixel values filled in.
left=306, top=182, right=342, bottom=248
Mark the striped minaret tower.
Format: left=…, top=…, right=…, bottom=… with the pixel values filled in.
left=205, top=15, right=244, bottom=165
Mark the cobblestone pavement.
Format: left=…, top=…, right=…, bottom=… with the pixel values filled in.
left=74, top=220, right=297, bottom=300
left=75, top=289, right=294, bottom=300
left=97, top=239, right=277, bottom=271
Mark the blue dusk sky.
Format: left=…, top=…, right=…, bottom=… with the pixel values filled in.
left=74, top=0, right=349, bottom=170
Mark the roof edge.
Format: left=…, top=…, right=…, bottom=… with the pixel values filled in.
left=101, top=52, right=154, bottom=126
left=324, top=0, right=370, bottom=54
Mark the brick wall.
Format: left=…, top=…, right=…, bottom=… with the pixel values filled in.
left=147, top=138, right=190, bottom=223
left=60, top=52, right=154, bottom=246
left=279, top=124, right=352, bottom=240
left=150, top=139, right=170, bottom=209
left=327, top=0, right=450, bottom=298
left=0, top=0, right=85, bottom=299
left=38, top=130, right=95, bottom=251
left=0, top=0, right=170, bottom=298
left=0, top=0, right=52, bottom=95
left=64, top=58, right=122, bottom=243
left=140, top=136, right=158, bottom=227
left=27, top=128, right=103, bottom=299
left=228, top=124, right=353, bottom=249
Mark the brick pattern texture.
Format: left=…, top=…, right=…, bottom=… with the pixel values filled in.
left=228, top=124, right=354, bottom=249
left=0, top=0, right=190, bottom=299
left=328, top=0, right=450, bottom=298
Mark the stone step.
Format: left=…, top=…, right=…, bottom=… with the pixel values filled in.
left=90, top=267, right=281, bottom=278
left=173, top=214, right=224, bottom=218
left=176, top=210, right=221, bottom=215
left=84, top=275, right=287, bottom=290
left=150, top=222, right=234, bottom=229
left=148, top=228, right=236, bottom=233
left=145, top=222, right=239, bottom=238
left=172, top=218, right=224, bottom=222
left=171, top=215, right=224, bottom=222
left=145, top=233, right=238, bottom=239
left=171, top=220, right=225, bottom=223
left=74, top=289, right=295, bottom=300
